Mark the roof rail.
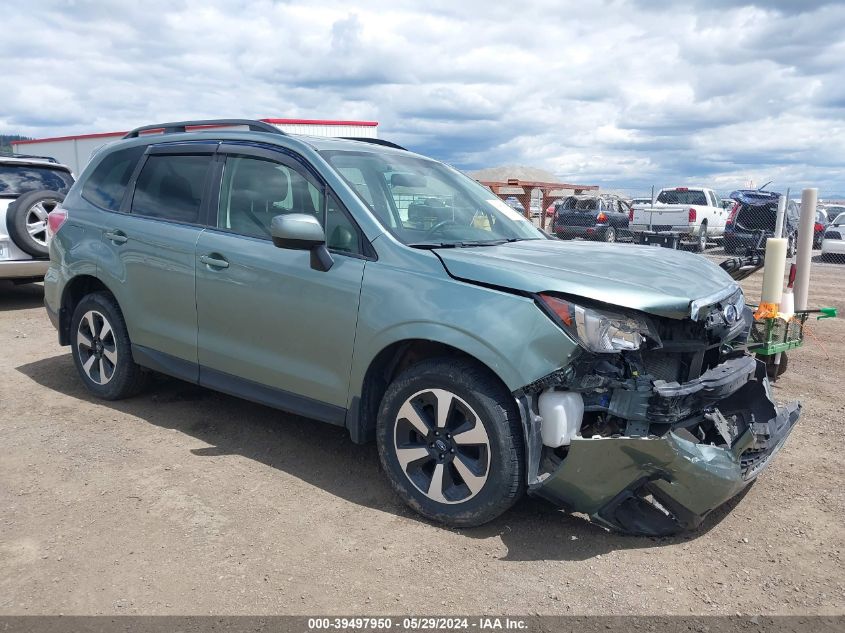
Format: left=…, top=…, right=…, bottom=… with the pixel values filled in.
left=340, top=137, right=407, bottom=151
left=122, top=119, right=286, bottom=139
left=0, top=151, right=59, bottom=164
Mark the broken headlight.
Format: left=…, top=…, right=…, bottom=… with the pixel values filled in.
left=539, top=293, right=656, bottom=354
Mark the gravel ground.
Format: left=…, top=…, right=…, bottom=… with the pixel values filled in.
left=1, top=249, right=843, bottom=616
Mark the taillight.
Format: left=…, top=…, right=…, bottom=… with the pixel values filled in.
left=596, top=211, right=608, bottom=223
left=814, top=222, right=823, bottom=232
left=726, top=202, right=739, bottom=225
left=628, top=207, right=634, bottom=222
left=688, top=208, right=697, bottom=222
left=47, top=208, right=68, bottom=239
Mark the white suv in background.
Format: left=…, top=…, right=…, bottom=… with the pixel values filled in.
left=0, top=154, right=74, bottom=282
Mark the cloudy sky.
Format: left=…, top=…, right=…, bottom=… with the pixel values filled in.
left=1, top=0, right=844, bottom=195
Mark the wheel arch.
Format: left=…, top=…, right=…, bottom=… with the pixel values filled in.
left=346, top=337, right=516, bottom=445
left=58, top=275, right=117, bottom=345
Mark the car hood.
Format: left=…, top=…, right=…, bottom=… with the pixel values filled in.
left=435, top=239, right=738, bottom=319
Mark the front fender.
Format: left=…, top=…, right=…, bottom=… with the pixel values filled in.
left=347, top=250, right=579, bottom=405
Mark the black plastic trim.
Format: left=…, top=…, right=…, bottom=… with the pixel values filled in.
left=132, top=344, right=199, bottom=383
left=339, top=137, right=407, bottom=151
left=122, top=119, right=284, bottom=139
left=200, top=366, right=347, bottom=427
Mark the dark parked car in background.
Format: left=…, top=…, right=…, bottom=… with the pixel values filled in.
left=551, top=194, right=631, bottom=243
left=724, top=190, right=799, bottom=256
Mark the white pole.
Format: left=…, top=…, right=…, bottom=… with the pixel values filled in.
left=793, top=188, right=818, bottom=311
left=774, top=195, right=786, bottom=239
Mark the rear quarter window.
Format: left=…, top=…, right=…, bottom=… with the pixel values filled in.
left=130, top=154, right=211, bottom=224
left=82, top=146, right=146, bottom=211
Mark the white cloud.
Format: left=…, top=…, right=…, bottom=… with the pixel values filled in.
left=0, top=0, right=843, bottom=195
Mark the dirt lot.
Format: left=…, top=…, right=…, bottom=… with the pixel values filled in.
left=1, top=250, right=843, bottom=616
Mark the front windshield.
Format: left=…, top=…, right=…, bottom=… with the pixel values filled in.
left=322, top=150, right=545, bottom=246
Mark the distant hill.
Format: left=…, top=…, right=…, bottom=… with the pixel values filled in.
left=0, top=134, right=32, bottom=154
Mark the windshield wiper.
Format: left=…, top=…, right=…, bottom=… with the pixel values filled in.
left=408, top=237, right=539, bottom=249
left=409, top=240, right=510, bottom=249
left=407, top=242, right=460, bottom=249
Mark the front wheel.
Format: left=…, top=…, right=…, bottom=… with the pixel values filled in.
left=376, top=358, right=524, bottom=527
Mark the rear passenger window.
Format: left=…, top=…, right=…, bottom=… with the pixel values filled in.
left=82, top=146, right=146, bottom=211
left=131, top=154, right=211, bottom=224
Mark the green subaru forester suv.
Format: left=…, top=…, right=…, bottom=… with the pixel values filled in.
left=44, top=119, right=800, bottom=535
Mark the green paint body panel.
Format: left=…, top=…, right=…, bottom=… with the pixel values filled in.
left=195, top=229, right=365, bottom=407
left=434, top=239, right=738, bottom=319
left=537, top=433, right=750, bottom=521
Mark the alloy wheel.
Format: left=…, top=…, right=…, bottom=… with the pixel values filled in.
left=393, top=388, right=491, bottom=504
left=25, top=199, right=58, bottom=247
left=76, top=310, right=118, bottom=385
left=605, top=227, right=616, bottom=242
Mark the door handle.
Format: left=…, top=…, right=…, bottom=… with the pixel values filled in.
left=200, top=254, right=229, bottom=269
left=104, top=230, right=128, bottom=245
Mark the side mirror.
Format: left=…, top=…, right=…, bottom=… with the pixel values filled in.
left=270, top=213, right=334, bottom=272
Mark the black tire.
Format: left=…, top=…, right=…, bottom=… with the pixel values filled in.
left=603, top=226, right=616, bottom=243
left=5, top=189, right=65, bottom=257
left=376, top=357, right=524, bottom=527
left=70, top=292, right=148, bottom=400
left=694, top=222, right=708, bottom=252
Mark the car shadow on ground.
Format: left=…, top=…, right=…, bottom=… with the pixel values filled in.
left=17, top=352, right=744, bottom=562
left=0, top=281, right=44, bottom=311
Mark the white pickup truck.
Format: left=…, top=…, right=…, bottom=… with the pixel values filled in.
left=629, top=186, right=727, bottom=252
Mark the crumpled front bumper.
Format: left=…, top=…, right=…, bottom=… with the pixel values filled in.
left=527, top=360, right=802, bottom=536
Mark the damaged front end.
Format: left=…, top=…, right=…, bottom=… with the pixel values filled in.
left=517, top=289, right=802, bottom=536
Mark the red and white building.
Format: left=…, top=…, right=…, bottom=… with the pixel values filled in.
left=11, top=118, right=379, bottom=175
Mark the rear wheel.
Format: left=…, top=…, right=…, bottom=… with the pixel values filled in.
left=376, top=358, right=524, bottom=527
left=603, top=227, right=616, bottom=243
left=70, top=292, right=148, bottom=400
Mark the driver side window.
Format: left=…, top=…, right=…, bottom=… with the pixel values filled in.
left=218, top=156, right=320, bottom=239
left=218, top=155, right=363, bottom=255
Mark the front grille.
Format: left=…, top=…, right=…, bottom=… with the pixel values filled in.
left=641, top=352, right=683, bottom=383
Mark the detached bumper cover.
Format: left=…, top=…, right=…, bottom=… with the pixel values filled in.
left=529, top=360, right=801, bottom=535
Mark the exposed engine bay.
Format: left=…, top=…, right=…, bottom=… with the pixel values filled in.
left=516, top=295, right=802, bottom=536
